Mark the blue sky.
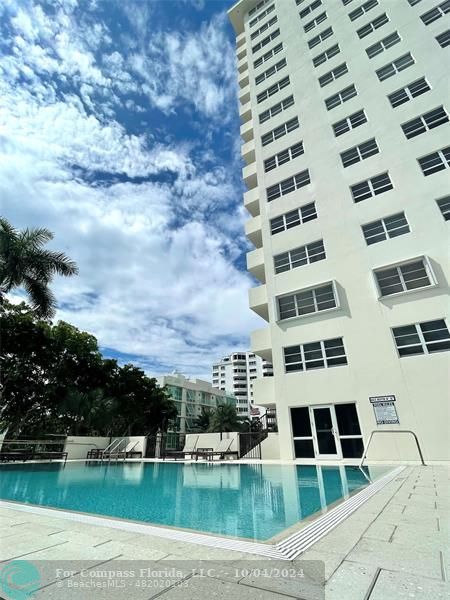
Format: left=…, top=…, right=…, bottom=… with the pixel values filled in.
left=0, top=0, right=263, bottom=378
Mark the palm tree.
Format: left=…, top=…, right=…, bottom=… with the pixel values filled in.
left=0, top=218, right=78, bottom=318
left=208, top=404, right=243, bottom=433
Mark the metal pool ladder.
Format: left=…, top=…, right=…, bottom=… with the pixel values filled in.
left=359, top=429, right=426, bottom=468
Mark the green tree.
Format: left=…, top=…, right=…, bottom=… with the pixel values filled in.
left=0, top=217, right=78, bottom=318
left=0, top=300, right=176, bottom=437
left=208, top=404, right=242, bottom=433
left=194, top=407, right=212, bottom=432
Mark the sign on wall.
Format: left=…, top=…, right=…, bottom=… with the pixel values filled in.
left=369, top=395, right=399, bottom=425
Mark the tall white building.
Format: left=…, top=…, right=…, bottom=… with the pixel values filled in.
left=212, top=352, right=273, bottom=416
left=228, top=0, right=449, bottom=462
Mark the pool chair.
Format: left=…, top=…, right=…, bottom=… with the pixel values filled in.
left=99, top=438, right=126, bottom=460
left=115, top=441, right=142, bottom=459
left=163, top=436, right=199, bottom=460
left=195, top=438, right=239, bottom=461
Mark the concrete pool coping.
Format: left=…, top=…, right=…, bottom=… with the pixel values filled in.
left=0, top=464, right=404, bottom=560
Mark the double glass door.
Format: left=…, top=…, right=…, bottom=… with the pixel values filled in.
left=291, top=403, right=364, bottom=459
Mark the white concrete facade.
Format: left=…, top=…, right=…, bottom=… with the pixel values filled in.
left=229, top=0, right=450, bottom=462
left=212, top=351, right=273, bottom=416
left=156, top=374, right=236, bottom=433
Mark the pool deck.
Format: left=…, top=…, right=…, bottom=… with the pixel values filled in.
left=0, top=465, right=448, bottom=599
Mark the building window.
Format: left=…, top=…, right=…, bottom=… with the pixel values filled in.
left=304, top=11, right=327, bottom=33
left=249, top=0, right=271, bottom=17
left=278, top=282, right=337, bottom=320
left=333, top=109, right=367, bottom=136
left=264, top=141, right=304, bottom=172
left=284, top=338, right=347, bottom=372
left=366, top=32, right=401, bottom=58
left=255, top=58, right=287, bottom=85
left=299, top=0, right=322, bottom=19
left=401, top=106, right=449, bottom=139
left=351, top=172, right=393, bottom=202
left=362, top=212, right=410, bottom=245
left=393, top=319, right=450, bottom=356
left=252, top=28, right=280, bottom=54
left=308, top=26, right=334, bottom=49
left=249, top=3, right=275, bottom=28
left=270, top=202, right=317, bottom=234
left=407, top=0, right=422, bottom=5
left=319, top=63, right=348, bottom=87
left=436, top=29, right=450, bottom=47
left=274, top=240, right=325, bottom=274
left=267, top=169, right=311, bottom=201
left=418, top=146, right=450, bottom=176
left=325, top=84, right=357, bottom=110
left=257, top=75, right=290, bottom=104
left=374, top=258, right=434, bottom=297
left=357, top=13, right=389, bottom=39
left=376, top=53, right=415, bottom=81
left=420, top=1, right=450, bottom=25
left=437, top=195, right=450, bottom=220
left=349, top=0, right=378, bottom=22
left=312, top=43, right=340, bottom=67
left=340, top=138, right=379, bottom=168
left=250, top=16, right=278, bottom=41
left=254, top=42, right=283, bottom=69
left=261, top=117, right=299, bottom=147
left=387, top=77, right=431, bottom=108
left=259, top=95, right=294, bottom=124
left=342, top=0, right=354, bottom=5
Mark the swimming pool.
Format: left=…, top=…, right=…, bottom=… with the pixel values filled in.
left=0, top=462, right=390, bottom=541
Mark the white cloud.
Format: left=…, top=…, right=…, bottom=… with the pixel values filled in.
left=0, top=0, right=262, bottom=380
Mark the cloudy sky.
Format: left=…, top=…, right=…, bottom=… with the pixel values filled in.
left=0, top=0, right=263, bottom=379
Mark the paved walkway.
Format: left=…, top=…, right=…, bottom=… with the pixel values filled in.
left=0, top=466, right=448, bottom=599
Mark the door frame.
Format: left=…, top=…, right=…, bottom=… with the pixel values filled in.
left=310, top=404, right=342, bottom=460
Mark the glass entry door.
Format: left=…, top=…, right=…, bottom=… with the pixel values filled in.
left=311, top=406, right=341, bottom=459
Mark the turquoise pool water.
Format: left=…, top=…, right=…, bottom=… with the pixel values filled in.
left=0, top=462, right=385, bottom=540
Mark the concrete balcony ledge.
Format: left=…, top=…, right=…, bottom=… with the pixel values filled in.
left=240, top=118, right=254, bottom=143
left=245, top=214, right=262, bottom=248
left=252, top=376, right=275, bottom=407
left=239, top=83, right=250, bottom=105
left=238, top=70, right=250, bottom=89
left=244, top=187, right=260, bottom=217
left=241, top=138, right=256, bottom=165
left=239, top=100, right=252, bottom=124
left=251, top=327, right=272, bottom=362
left=243, top=161, right=257, bottom=190
left=249, top=284, right=269, bottom=321
left=247, top=247, right=265, bottom=283
left=236, top=32, right=246, bottom=48
left=238, top=54, right=248, bottom=74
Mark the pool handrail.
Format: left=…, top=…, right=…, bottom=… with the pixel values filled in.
left=359, top=429, right=426, bottom=468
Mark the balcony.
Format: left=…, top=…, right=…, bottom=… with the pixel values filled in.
left=239, top=83, right=250, bottom=105
left=241, top=138, right=256, bottom=165
left=249, top=284, right=269, bottom=321
left=243, top=161, right=257, bottom=190
left=239, top=100, right=252, bottom=124
left=236, top=32, right=246, bottom=49
left=244, top=187, right=260, bottom=216
left=238, top=70, right=249, bottom=89
left=252, top=377, right=275, bottom=407
left=245, top=214, right=262, bottom=248
left=247, top=247, right=265, bottom=283
left=237, top=54, right=248, bottom=74
left=240, top=118, right=254, bottom=143
left=251, top=327, right=272, bottom=362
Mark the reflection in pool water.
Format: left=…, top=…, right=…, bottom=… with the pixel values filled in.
left=0, top=462, right=389, bottom=540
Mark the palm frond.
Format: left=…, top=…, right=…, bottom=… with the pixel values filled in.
left=22, top=276, right=56, bottom=319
